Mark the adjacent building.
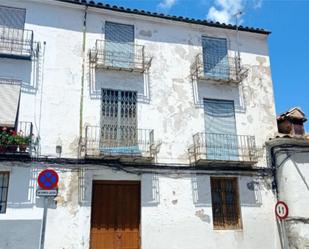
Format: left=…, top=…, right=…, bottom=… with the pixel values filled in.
left=268, top=107, right=309, bottom=249
left=0, top=0, right=281, bottom=248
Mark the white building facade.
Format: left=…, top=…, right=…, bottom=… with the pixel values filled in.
left=0, top=0, right=281, bottom=248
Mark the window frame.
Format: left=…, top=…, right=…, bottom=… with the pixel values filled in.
left=210, top=177, right=242, bottom=230
left=0, top=171, right=10, bottom=214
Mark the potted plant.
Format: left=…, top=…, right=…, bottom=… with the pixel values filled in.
left=7, top=130, right=18, bottom=153
left=17, top=135, right=30, bottom=152
left=0, top=127, right=9, bottom=153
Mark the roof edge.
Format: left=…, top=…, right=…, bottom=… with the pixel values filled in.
left=54, top=0, right=271, bottom=35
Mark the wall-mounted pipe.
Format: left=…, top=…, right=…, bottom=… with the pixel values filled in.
left=78, top=6, right=88, bottom=158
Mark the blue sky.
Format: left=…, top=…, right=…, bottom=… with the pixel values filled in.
left=100, top=0, right=309, bottom=131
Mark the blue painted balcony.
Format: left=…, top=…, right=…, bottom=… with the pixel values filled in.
left=188, top=133, right=257, bottom=166
left=85, top=125, right=156, bottom=162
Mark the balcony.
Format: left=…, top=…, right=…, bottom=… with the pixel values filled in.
left=190, top=54, right=248, bottom=83
left=188, top=133, right=257, bottom=166
left=89, top=40, right=151, bottom=73
left=0, top=26, right=35, bottom=60
left=85, top=126, right=156, bottom=162
left=0, top=122, right=33, bottom=158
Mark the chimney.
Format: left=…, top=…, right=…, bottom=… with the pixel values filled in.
left=277, top=107, right=307, bottom=136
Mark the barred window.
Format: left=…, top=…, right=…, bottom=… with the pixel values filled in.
left=101, top=89, right=138, bottom=151
left=211, top=177, right=242, bottom=229
left=0, top=172, right=9, bottom=213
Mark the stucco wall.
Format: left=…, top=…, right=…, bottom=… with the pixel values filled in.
left=275, top=147, right=309, bottom=248
left=0, top=0, right=280, bottom=248
left=0, top=164, right=280, bottom=249
left=0, top=0, right=277, bottom=164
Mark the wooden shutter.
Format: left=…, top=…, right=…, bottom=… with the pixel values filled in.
left=0, top=5, right=26, bottom=29
left=211, top=177, right=242, bottom=229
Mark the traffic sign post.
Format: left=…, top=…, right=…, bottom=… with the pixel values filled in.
left=275, top=201, right=289, bottom=249
left=37, top=169, right=59, bottom=249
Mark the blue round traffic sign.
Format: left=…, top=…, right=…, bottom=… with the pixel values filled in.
left=38, top=169, right=59, bottom=190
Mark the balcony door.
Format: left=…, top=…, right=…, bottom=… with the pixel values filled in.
left=202, top=37, right=229, bottom=80
left=105, top=22, right=134, bottom=69
left=100, top=89, right=138, bottom=155
left=204, top=99, right=238, bottom=160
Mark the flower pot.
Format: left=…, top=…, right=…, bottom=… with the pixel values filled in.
left=7, top=145, right=18, bottom=153
left=19, top=144, right=28, bottom=152
left=0, top=145, right=6, bottom=153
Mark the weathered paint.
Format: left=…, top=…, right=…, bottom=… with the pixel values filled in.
left=272, top=141, right=309, bottom=249
left=0, top=0, right=280, bottom=248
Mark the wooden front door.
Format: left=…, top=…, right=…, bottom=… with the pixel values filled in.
left=90, top=181, right=140, bottom=249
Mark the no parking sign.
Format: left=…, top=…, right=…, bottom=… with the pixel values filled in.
left=37, top=169, right=59, bottom=197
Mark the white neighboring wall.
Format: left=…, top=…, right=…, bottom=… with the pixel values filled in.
left=271, top=139, right=309, bottom=248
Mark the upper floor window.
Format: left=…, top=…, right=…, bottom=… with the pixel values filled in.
left=105, top=22, right=135, bottom=68
left=0, top=5, right=26, bottom=29
left=202, top=37, right=229, bottom=80
left=211, top=177, right=242, bottom=230
left=0, top=172, right=9, bottom=213
left=100, top=89, right=138, bottom=154
left=204, top=99, right=238, bottom=161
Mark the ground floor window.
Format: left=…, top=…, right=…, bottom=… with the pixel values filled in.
left=0, top=172, right=9, bottom=213
left=211, top=177, right=242, bottom=229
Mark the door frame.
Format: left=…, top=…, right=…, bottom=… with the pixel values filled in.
left=89, top=180, right=141, bottom=249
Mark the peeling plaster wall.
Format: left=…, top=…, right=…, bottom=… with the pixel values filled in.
left=276, top=149, right=309, bottom=248
left=0, top=164, right=281, bottom=249
left=0, top=0, right=280, bottom=248
left=0, top=0, right=277, bottom=162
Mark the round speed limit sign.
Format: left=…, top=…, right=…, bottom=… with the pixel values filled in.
left=275, top=201, right=289, bottom=220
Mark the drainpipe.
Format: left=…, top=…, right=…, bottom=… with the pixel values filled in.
left=270, top=145, right=290, bottom=249
left=78, top=5, right=88, bottom=158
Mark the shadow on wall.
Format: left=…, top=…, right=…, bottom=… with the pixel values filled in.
left=0, top=46, right=42, bottom=95
left=191, top=79, right=246, bottom=113
left=191, top=175, right=262, bottom=207
left=88, top=63, right=151, bottom=103
left=141, top=174, right=160, bottom=207
left=7, top=166, right=58, bottom=209
left=7, top=166, right=38, bottom=209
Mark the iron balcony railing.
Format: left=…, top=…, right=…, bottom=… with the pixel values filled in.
left=189, top=133, right=257, bottom=165
left=89, top=40, right=151, bottom=73
left=85, top=125, right=155, bottom=159
left=190, top=54, right=248, bottom=83
left=0, top=25, right=34, bottom=59
left=0, top=121, right=33, bottom=156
